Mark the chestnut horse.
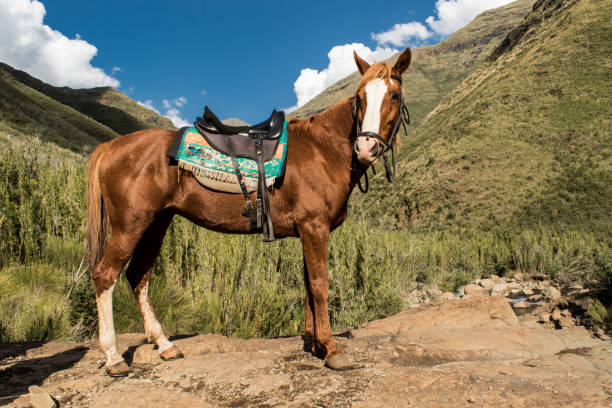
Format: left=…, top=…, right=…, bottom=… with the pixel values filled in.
left=87, top=48, right=412, bottom=376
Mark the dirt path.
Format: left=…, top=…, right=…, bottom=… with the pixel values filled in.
left=1, top=296, right=610, bottom=407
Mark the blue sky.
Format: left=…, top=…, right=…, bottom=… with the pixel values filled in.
left=0, top=0, right=515, bottom=125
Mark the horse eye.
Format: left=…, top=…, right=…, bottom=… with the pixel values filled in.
left=391, top=92, right=400, bottom=101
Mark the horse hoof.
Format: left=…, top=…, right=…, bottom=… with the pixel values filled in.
left=324, top=354, right=355, bottom=371
left=105, top=361, right=131, bottom=377
left=160, top=345, right=184, bottom=361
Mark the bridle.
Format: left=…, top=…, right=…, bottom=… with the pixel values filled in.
left=351, top=74, right=410, bottom=192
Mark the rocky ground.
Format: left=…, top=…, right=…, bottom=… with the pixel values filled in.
left=1, top=276, right=610, bottom=407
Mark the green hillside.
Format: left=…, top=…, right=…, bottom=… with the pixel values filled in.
left=291, top=0, right=535, bottom=127
left=0, top=62, right=175, bottom=152
left=359, top=0, right=611, bottom=237
left=0, top=63, right=175, bottom=136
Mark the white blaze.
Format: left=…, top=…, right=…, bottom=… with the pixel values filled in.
left=361, top=78, right=388, bottom=134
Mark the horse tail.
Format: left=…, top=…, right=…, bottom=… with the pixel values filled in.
left=87, top=143, right=110, bottom=271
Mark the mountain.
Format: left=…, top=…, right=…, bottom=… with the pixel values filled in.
left=291, top=0, right=536, bottom=127
left=357, top=0, right=611, bottom=241
left=0, top=63, right=174, bottom=152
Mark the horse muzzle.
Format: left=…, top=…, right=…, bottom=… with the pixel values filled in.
left=354, top=132, right=384, bottom=165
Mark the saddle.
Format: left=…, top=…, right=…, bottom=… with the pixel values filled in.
left=198, top=106, right=284, bottom=139
left=195, top=107, right=284, bottom=162
left=193, top=106, right=286, bottom=242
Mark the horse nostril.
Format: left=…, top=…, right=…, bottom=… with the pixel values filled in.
left=370, top=142, right=379, bottom=155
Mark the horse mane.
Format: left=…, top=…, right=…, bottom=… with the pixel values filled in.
left=356, top=63, right=392, bottom=92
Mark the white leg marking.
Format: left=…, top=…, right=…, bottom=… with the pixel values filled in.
left=361, top=78, right=388, bottom=134
left=138, top=282, right=174, bottom=353
left=96, top=283, right=124, bottom=366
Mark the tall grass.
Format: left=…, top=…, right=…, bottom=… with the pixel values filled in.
left=0, top=128, right=610, bottom=342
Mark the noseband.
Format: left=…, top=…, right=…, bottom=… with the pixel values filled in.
left=351, top=74, right=410, bottom=192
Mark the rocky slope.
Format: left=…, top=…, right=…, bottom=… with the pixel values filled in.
left=2, top=284, right=610, bottom=407
left=291, top=0, right=535, bottom=127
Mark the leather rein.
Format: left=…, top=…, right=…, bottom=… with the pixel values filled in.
left=351, top=74, right=410, bottom=193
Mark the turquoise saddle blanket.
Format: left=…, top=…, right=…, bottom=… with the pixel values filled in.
left=173, top=123, right=287, bottom=193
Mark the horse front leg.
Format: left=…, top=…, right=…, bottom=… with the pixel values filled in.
left=299, top=220, right=354, bottom=370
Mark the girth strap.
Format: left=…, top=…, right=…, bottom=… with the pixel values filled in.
left=254, top=137, right=275, bottom=241
left=224, top=134, right=257, bottom=227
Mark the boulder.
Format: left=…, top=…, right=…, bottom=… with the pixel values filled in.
left=558, top=316, right=575, bottom=328
left=479, top=278, right=495, bottom=291
left=538, top=313, right=551, bottom=323
left=426, top=286, right=443, bottom=300
left=408, top=289, right=424, bottom=305
left=544, top=286, right=562, bottom=300
left=491, top=283, right=508, bottom=297
left=463, top=284, right=489, bottom=297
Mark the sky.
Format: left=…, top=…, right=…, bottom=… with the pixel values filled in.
left=0, top=0, right=515, bottom=126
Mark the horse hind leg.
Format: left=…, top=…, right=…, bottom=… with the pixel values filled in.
left=92, top=232, right=139, bottom=376
left=125, top=214, right=183, bottom=361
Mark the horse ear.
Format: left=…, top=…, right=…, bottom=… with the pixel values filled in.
left=353, top=50, right=371, bottom=76
left=392, top=48, right=412, bottom=75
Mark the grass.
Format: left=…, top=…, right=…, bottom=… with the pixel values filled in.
left=0, top=128, right=607, bottom=342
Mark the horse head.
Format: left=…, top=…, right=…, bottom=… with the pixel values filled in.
left=352, top=48, right=411, bottom=166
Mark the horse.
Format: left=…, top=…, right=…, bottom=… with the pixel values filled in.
left=87, top=48, right=412, bottom=376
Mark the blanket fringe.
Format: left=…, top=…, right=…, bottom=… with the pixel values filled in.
left=178, top=160, right=274, bottom=193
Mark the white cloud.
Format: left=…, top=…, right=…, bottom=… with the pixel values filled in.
left=372, top=0, right=515, bottom=47
left=0, top=0, right=119, bottom=88
left=293, top=43, right=397, bottom=108
left=371, top=22, right=432, bottom=47
left=112, top=66, right=122, bottom=74
left=200, top=90, right=207, bottom=96
left=173, top=96, right=187, bottom=107
left=164, top=107, right=190, bottom=128
left=159, top=97, right=190, bottom=127
left=426, top=0, right=515, bottom=36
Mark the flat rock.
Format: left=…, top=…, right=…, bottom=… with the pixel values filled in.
left=3, top=297, right=609, bottom=408
left=28, top=386, right=57, bottom=408
left=513, top=301, right=531, bottom=309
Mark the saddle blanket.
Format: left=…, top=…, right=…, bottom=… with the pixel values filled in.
left=173, top=124, right=287, bottom=193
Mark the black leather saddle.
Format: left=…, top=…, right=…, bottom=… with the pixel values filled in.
left=194, top=107, right=284, bottom=162
left=197, top=106, right=285, bottom=139
left=192, top=106, right=286, bottom=242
